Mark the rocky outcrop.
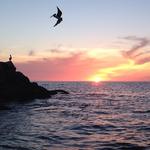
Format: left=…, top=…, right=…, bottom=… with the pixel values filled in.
left=0, top=61, right=69, bottom=102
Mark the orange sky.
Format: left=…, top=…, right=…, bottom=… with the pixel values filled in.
left=11, top=37, right=150, bottom=81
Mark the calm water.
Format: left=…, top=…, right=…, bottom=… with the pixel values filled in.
left=0, top=82, right=150, bottom=150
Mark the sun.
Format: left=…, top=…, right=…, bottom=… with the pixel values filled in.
left=94, top=77, right=101, bottom=83
left=88, top=74, right=107, bottom=83
left=90, top=76, right=102, bottom=83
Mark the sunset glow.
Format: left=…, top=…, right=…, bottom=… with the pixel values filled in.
left=0, top=0, right=150, bottom=81
left=89, top=76, right=103, bottom=83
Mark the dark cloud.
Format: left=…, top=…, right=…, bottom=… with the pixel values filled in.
left=28, top=50, right=35, bottom=56
left=46, top=48, right=67, bottom=55
left=46, top=47, right=88, bottom=59
left=46, top=48, right=67, bottom=54
left=49, top=49, right=60, bottom=53
left=121, top=36, right=150, bottom=65
left=134, top=50, right=150, bottom=58
left=46, top=44, right=63, bottom=53
left=135, top=57, right=150, bottom=65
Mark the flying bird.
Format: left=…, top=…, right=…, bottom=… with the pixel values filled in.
left=51, top=7, right=63, bottom=27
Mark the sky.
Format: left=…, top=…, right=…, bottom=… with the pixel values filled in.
left=0, top=0, right=150, bottom=81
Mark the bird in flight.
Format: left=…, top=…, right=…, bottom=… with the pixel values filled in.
left=51, top=7, right=63, bottom=27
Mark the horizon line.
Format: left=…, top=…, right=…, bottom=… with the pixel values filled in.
left=35, top=80, right=150, bottom=82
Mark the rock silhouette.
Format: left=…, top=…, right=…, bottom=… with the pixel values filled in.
left=0, top=61, right=69, bottom=103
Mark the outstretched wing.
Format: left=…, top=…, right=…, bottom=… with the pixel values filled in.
left=56, top=7, right=62, bottom=18
left=54, top=18, right=62, bottom=27
left=50, top=14, right=55, bottom=18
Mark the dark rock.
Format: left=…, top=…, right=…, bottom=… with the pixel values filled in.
left=49, top=90, right=69, bottom=95
left=0, top=61, right=69, bottom=103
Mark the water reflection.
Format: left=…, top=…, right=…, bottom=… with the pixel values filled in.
left=0, top=82, right=150, bottom=150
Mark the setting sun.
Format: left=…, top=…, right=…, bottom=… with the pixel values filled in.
left=89, top=76, right=103, bottom=83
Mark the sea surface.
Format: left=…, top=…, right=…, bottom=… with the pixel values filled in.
left=0, top=82, right=150, bottom=150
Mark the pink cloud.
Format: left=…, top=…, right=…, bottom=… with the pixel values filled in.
left=28, top=50, right=35, bottom=56
left=15, top=53, right=104, bottom=81
left=135, top=57, right=150, bottom=65
left=121, top=36, right=150, bottom=65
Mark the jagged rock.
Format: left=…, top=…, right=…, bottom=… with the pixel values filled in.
left=0, top=61, right=69, bottom=102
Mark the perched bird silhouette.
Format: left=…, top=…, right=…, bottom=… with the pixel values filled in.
left=51, top=7, right=63, bottom=27
left=9, top=54, right=12, bottom=61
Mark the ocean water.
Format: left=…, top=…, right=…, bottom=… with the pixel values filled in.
left=0, top=82, right=150, bottom=150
